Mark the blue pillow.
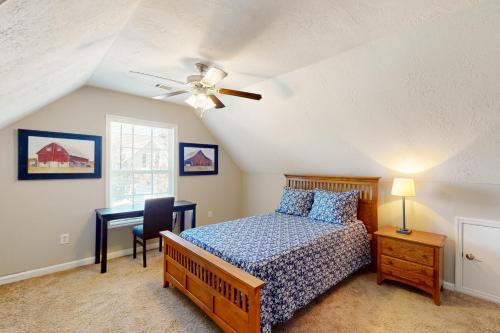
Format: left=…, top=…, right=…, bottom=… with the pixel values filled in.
left=276, top=187, right=314, bottom=216
left=308, top=189, right=360, bottom=224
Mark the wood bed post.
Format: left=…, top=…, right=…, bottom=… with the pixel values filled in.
left=161, top=231, right=265, bottom=333
left=248, top=288, right=261, bottom=333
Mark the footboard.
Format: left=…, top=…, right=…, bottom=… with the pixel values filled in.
left=160, top=231, right=265, bottom=333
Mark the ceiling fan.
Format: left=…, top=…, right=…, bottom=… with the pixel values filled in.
left=130, top=63, right=262, bottom=115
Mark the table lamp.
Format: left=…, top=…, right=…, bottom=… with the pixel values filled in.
left=391, top=178, right=415, bottom=234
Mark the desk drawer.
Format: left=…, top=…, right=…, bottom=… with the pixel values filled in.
left=380, top=237, right=434, bottom=266
left=380, top=255, right=434, bottom=278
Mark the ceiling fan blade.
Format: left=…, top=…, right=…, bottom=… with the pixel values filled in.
left=218, top=88, right=262, bottom=100
left=207, top=94, right=225, bottom=109
left=152, top=90, right=188, bottom=100
left=201, top=67, right=228, bottom=87
left=155, top=83, right=173, bottom=91
left=130, top=70, right=186, bottom=86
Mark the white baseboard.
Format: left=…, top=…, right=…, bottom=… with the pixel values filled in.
left=0, top=242, right=160, bottom=286
left=443, top=281, right=455, bottom=291
left=0, top=250, right=461, bottom=296
left=457, top=286, right=500, bottom=304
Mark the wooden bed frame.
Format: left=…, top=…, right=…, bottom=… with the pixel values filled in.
left=161, top=175, right=380, bottom=333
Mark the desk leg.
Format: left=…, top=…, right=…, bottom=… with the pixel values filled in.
left=95, top=215, right=101, bottom=264
left=191, top=207, right=196, bottom=229
left=101, top=218, right=108, bottom=273
left=180, top=211, right=185, bottom=233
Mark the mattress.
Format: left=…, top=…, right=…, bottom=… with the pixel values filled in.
left=180, top=212, right=371, bottom=332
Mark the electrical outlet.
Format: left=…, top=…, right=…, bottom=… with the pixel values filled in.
left=60, top=233, right=70, bottom=245
left=208, top=210, right=214, bottom=218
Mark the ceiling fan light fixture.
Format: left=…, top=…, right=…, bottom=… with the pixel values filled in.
left=200, top=67, right=228, bottom=87
left=131, top=64, right=261, bottom=113
left=185, top=94, right=216, bottom=110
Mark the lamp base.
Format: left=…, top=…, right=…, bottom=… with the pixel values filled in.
left=396, top=228, right=412, bottom=235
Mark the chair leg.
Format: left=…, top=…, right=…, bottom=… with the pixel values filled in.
left=133, top=235, right=137, bottom=259
left=142, top=239, right=147, bottom=268
left=159, top=237, right=162, bottom=252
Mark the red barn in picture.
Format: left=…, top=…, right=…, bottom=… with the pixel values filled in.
left=184, top=150, right=213, bottom=167
left=36, top=142, right=90, bottom=167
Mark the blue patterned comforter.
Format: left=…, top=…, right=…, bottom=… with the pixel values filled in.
left=180, top=213, right=371, bottom=332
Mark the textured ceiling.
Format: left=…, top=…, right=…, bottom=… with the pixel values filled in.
left=0, top=0, right=480, bottom=129
left=0, top=0, right=140, bottom=127
left=2, top=0, right=497, bottom=183
left=203, top=0, right=500, bottom=183
left=88, top=0, right=480, bottom=102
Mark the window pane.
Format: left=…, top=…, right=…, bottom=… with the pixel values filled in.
left=134, top=149, right=151, bottom=170
left=134, top=125, right=151, bottom=150
left=110, top=144, right=121, bottom=170
left=119, top=123, right=132, bottom=148
left=120, top=148, right=133, bottom=170
left=153, top=193, right=170, bottom=200
left=110, top=125, right=121, bottom=145
left=110, top=171, right=133, bottom=207
left=153, top=173, right=169, bottom=194
left=133, top=194, right=154, bottom=206
left=152, top=150, right=168, bottom=170
left=110, top=122, right=121, bottom=134
left=153, top=128, right=169, bottom=149
left=108, top=119, right=174, bottom=207
left=111, top=171, right=133, bottom=195
left=112, top=196, right=133, bottom=207
left=134, top=173, right=152, bottom=195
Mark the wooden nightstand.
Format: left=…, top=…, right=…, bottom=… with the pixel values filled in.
left=375, top=226, right=446, bottom=305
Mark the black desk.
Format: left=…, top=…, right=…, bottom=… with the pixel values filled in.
left=95, top=200, right=196, bottom=273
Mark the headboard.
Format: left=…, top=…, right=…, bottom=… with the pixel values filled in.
left=285, top=174, right=380, bottom=236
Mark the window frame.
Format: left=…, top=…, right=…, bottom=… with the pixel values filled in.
left=105, top=114, right=178, bottom=207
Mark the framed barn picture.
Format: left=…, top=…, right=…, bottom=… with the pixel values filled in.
left=179, top=142, right=218, bottom=176
left=18, top=129, right=102, bottom=180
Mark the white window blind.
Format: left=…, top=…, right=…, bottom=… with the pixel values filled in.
left=107, top=116, right=176, bottom=207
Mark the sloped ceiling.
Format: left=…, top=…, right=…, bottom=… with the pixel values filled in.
left=88, top=0, right=480, bottom=100
left=0, top=0, right=140, bottom=127
left=3, top=0, right=499, bottom=183
left=203, top=0, right=500, bottom=183
left=1, top=0, right=480, bottom=128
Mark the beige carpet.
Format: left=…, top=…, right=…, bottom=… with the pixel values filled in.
left=1, top=251, right=499, bottom=333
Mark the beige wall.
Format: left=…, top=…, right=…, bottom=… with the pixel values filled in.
left=0, top=86, right=242, bottom=277
left=241, top=173, right=500, bottom=284
left=1, top=84, right=498, bottom=285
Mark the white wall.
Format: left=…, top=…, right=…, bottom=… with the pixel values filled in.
left=203, top=2, right=500, bottom=284
left=0, top=86, right=242, bottom=277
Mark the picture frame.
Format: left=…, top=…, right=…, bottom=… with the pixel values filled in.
left=18, top=129, right=102, bottom=180
left=179, top=142, right=218, bottom=176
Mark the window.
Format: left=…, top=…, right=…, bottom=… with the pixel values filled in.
left=107, top=115, right=176, bottom=207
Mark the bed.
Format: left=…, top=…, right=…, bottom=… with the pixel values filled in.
left=160, top=175, right=380, bottom=333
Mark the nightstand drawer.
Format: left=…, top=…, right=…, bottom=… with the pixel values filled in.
left=380, top=237, right=434, bottom=266
left=376, top=226, right=446, bottom=305
left=381, top=264, right=434, bottom=291
left=380, top=255, right=434, bottom=278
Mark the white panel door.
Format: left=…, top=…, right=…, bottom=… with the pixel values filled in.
left=462, top=222, right=500, bottom=302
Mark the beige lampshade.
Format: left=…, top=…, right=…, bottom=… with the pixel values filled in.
left=391, top=178, right=416, bottom=197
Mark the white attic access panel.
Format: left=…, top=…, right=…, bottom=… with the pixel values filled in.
left=456, top=217, right=500, bottom=304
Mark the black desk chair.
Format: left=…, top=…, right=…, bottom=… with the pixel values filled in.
left=132, top=197, right=175, bottom=267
